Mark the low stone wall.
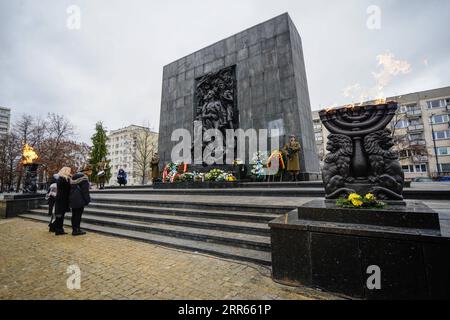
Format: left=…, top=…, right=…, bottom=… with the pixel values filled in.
left=0, top=194, right=46, bottom=219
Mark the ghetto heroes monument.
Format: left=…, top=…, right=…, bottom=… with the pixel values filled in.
left=158, top=13, right=319, bottom=179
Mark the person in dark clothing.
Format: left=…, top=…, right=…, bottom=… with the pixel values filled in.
left=70, top=164, right=92, bottom=236
left=51, top=167, right=72, bottom=235
left=117, top=169, right=127, bottom=186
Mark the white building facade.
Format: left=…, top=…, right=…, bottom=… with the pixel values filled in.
left=106, top=125, right=159, bottom=186
left=0, top=106, right=11, bottom=138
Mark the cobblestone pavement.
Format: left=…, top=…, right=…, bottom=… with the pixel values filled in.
left=0, top=219, right=338, bottom=300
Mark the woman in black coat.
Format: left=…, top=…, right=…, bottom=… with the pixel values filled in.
left=50, top=167, right=72, bottom=235
left=69, top=165, right=92, bottom=236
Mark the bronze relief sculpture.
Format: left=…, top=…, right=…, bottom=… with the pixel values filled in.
left=195, top=66, right=237, bottom=136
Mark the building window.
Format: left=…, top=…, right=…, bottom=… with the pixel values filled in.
left=415, top=164, right=427, bottom=173
left=402, top=165, right=413, bottom=173
left=402, top=164, right=427, bottom=173
left=427, top=99, right=446, bottom=109
left=437, top=147, right=450, bottom=155
left=399, top=149, right=418, bottom=158
left=315, top=132, right=323, bottom=141
left=431, top=114, right=449, bottom=124
left=409, top=119, right=422, bottom=126
left=395, top=120, right=409, bottom=129
left=400, top=103, right=419, bottom=113
left=439, top=163, right=450, bottom=172
left=434, top=130, right=450, bottom=140
left=409, top=133, right=424, bottom=141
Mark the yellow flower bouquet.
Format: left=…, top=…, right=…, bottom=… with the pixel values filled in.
left=336, top=193, right=386, bottom=209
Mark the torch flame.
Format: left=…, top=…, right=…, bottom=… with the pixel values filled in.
left=22, top=144, right=39, bottom=165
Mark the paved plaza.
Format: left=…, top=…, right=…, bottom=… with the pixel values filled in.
left=1, top=192, right=449, bottom=300
left=0, top=218, right=338, bottom=300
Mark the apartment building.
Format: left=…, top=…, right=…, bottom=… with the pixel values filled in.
left=313, top=86, right=450, bottom=180
left=106, top=125, right=158, bottom=186
left=0, top=106, right=11, bottom=138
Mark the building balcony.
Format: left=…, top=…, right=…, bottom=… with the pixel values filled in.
left=406, top=110, right=422, bottom=118
left=409, top=139, right=426, bottom=147
left=412, top=155, right=428, bottom=163
left=407, top=124, right=424, bottom=133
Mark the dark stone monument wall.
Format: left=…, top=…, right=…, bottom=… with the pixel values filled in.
left=158, top=13, right=319, bottom=176
left=287, top=18, right=318, bottom=174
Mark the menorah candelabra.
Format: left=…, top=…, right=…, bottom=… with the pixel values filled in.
left=319, top=101, right=405, bottom=200
left=23, top=163, right=39, bottom=194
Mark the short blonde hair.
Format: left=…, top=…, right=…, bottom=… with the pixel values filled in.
left=58, top=167, right=72, bottom=180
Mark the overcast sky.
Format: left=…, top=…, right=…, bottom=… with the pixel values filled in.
left=1, top=0, right=449, bottom=143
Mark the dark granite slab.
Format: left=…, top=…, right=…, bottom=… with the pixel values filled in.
left=269, top=202, right=450, bottom=299
left=298, top=199, right=441, bottom=231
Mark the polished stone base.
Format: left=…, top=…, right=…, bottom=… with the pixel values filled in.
left=269, top=200, right=450, bottom=299
left=0, top=193, right=46, bottom=219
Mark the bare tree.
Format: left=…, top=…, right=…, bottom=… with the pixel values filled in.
left=0, top=133, right=21, bottom=192
left=2, top=113, right=84, bottom=191
left=133, top=125, right=158, bottom=185
left=38, top=113, right=76, bottom=178
left=14, top=114, right=34, bottom=145
left=389, top=109, right=429, bottom=166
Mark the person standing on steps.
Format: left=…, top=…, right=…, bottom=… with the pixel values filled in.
left=151, top=153, right=160, bottom=183
left=117, top=168, right=127, bottom=187
left=69, top=164, right=92, bottom=236
left=51, top=167, right=72, bottom=235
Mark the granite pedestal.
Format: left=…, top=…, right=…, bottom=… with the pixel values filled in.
left=0, top=193, right=46, bottom=219
left=269, top=200, right=450, bottom=299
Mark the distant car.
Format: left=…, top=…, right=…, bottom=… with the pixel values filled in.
left=437, top=176, right=450, bottom=182
left=412, top=177, right=434, bottom=183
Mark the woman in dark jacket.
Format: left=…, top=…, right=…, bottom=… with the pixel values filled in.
left=51, top=167, right=72, bottom=235
left=69, top=164, right=92, bottom=236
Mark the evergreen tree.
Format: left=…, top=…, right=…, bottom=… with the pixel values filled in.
left=89, top=122, right=111, bottom=184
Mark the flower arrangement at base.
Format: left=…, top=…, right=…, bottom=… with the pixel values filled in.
left=181, top=172, right=195, bottom=182
left=205, top=169, right=224, bottom=182
left=216, top=172, right=237, bottom=182
left=193, top=173, right=204, bottom=183
left=251, top=151, right=267, bottom=180
left=162, top=162, right=187, bottom=183
left=336, top=193, right=386, bottom=209
left=267, top=150, right=286, bottom=173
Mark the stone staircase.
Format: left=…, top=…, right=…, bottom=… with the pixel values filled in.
left=90, top=185, right=450, bottom=200
left=20, top=197, right=293, bottom=266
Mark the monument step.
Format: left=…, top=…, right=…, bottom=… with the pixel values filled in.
left=37, top=204, right=272, bottom=235
left=90, top=187, right=325, bottom=198
left=152, top=181, right=325, bottom=189
left=27, top=209, right=271, bottom=252
left=86, top=202, right=279, bottom=224
left=90, top=197, right=291, bottom=215
left=91, top=187, right=450, bottom=200
left=19, top=213, right=271, bottom=266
